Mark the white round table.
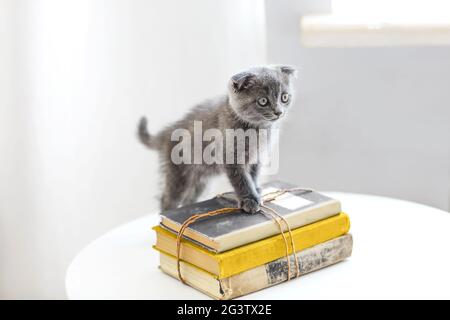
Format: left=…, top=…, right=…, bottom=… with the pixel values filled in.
left=66, top=192, right=450, bottom=299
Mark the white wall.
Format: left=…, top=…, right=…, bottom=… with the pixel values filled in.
left=266, top=0, right=450, bottom=211
left=0, top=0, right=266, bottom=299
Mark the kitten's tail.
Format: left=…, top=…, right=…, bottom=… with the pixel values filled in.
left=137, top=116, right=159, bottom=150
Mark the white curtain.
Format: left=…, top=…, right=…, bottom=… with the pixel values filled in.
left=0, top=0, right=267, bottom=298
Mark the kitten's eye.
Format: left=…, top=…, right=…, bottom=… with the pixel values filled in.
left=281, top=93, right=290, bottom=103
left=257, top=97, right=268, bottom=106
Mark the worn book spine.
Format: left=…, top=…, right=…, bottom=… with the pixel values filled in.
left=160, top=234, right=353, bottom=300
left=219, top=234, right=353, bottom=299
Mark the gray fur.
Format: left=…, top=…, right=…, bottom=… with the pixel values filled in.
left=138, top=65, right=297, bottom=213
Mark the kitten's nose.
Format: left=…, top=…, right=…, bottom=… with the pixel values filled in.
left=274, top=110, right=282, bottom=117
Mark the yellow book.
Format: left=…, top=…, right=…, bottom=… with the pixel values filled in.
left=153, top=212, right=350, bottom=279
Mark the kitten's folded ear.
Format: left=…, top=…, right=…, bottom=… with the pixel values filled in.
left=230, top=72, right=256, bottom=92
left=276, top=65, right=298, bottom=78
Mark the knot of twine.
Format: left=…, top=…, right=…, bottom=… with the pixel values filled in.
left=175, top=188, right=313, bottom=284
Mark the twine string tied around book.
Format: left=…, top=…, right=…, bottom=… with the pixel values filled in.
left=175, top=187, right=314, bottom=284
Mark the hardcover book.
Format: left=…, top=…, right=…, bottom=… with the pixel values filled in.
left=159, top=234, right=353, bottom=300
left=153, top=212, right=350, bottom=278
left=159, top=181, right=341, bottom=252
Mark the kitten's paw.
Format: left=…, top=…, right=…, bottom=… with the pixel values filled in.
left=240, top=197, right=261, bottom=214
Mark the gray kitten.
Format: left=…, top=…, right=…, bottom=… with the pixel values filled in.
left=138, top=65, right=296, bottom=213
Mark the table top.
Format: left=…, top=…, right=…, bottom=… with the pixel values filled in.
left=66, top=192, right=450, bottom=299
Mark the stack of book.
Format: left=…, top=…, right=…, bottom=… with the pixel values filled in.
left=152, top=181, right=352, bottom=299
